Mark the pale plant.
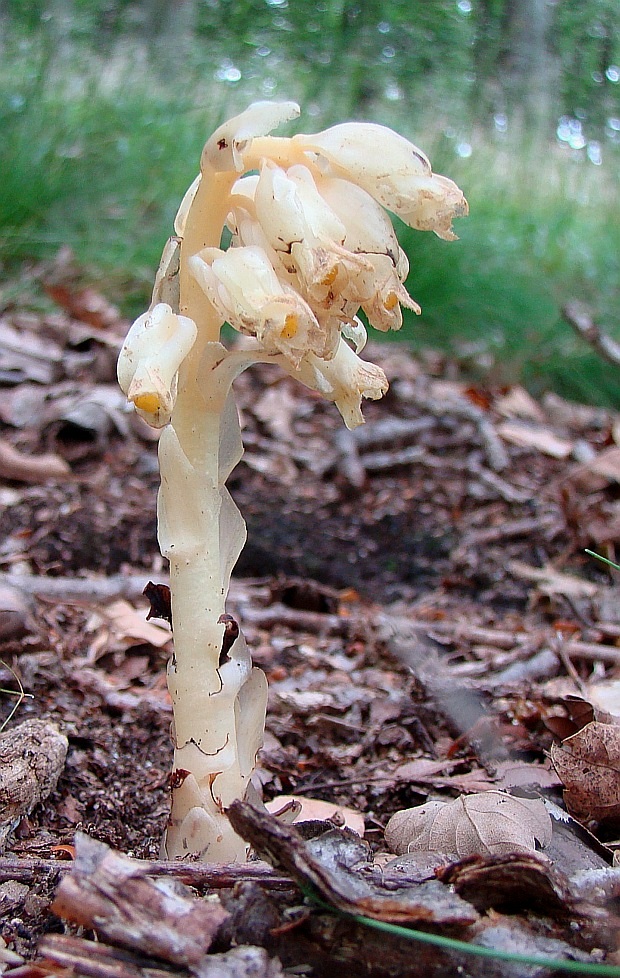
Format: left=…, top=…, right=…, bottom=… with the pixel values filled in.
left=117, top=101, right=467, bottom=861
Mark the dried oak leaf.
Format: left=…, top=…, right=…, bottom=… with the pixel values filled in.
left=546, top=694, right=619, bottom=740
left=550, top=720, right=620, bottom=824
left=385, top=791, right=552, bottom=858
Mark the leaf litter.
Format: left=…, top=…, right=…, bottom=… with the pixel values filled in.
left=1, top=275, right=620, bottom=973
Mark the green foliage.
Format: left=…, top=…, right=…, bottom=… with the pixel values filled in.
left=0, top=37, right=223, bottom=305
left=551, top=0, right=620, bottom=128
left=4, top=0, right=619, bottom=135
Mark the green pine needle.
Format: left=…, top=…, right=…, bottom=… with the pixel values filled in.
left=585, top=549, right=620, bottom=572
left=304, top=889, right=620, bottom=976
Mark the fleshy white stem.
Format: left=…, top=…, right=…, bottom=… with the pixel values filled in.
left=160, top=166, right=267, bottom=861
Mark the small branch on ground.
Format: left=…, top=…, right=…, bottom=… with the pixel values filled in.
left=562, top=301, right=620, bottom=367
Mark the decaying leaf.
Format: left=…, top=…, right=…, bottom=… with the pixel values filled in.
left=508, top=561, right=599, bottom=600
left=494, top=386, right=546, bottom=423
left=0, top=437, right=71, bottom=483
left=87, top=599, right=172, bottom=654
left=253, top=385, right=300, bottom=442
left=228, top=799, right=478, bottom=929
left=496, top=420, right=573, bottom=458
left=385, top=791, right=552, bottom=858
left=587, top=445, right=620, bottom=484
left=265, top=795, right=365, bottom=836
left=551, top=721, right=620, bottom=825
left=546, top=694, right=620, bottom=740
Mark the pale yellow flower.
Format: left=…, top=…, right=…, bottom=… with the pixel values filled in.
left=117, top=303, right=197, bottom=428
left=189, top=245, right=331, bottom=366
left=229, top=163, right=419, bottom=334
left=294, top=122, right=468, bottom=240
left=293, top=336, right=389, bottom=429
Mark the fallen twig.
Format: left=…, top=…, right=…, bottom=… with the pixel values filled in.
left=563, top=301, right=620, bottom=368
left=396, top=386, right=510, bottom=472
left=0, top=438, right=70, bottom=483
left=0, top=853, right=294, bottom=890
left=455, top=514, right=563, bottom=554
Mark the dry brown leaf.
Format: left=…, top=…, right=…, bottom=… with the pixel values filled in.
left=496, top=420, right=573, bottom=458
left=243, top=451, right=299, bottom=485
left=385, top=791, right=552, bottom=858
left=546, top=694, right=620, bottom=740
left=495, top=387, right=546, bottom=423
left=588, top=446, right=620, bottom=483
left=391, top=758, right=460, bottom=782
left=508, top=561, right=599, bottom=599
left=265, top=795, right=365, bottom=836
left=438, top=760, right=561, bottom=794
left=385, top=800, right=447, bottom=854
left=551, top=721, right=620, bottom=824
left=104, top=600, right=172, bottom=648
left=253, top=385, right=300, bottom=442
left=0, top=437, right=71, bottom=483
left=85, top=600, right=172, bottom=656
left=44, top=284, right=122, bottom=331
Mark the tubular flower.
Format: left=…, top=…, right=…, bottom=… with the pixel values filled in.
left=315, top=174, right=420, bottom=329
left=293, top=122, right=468, bottom=241
left=293, top=335, right=389, bottom=430
left=117, top=303, right=197, bottom=427
left=252, top=162, right=368, bottom=295
left=189, top=245, right=331, bottom=366
left=228, top=163, right=419, bottom=335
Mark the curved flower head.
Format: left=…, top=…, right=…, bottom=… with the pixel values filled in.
left=201, top=101, right=300, bottom=173
left=392, top=172, right=469, bottom=241
left=294, top=121, right=431, bottom=181
left=189, top=245, right=333, bottom=366
left=294, top=121, right=468, bottom=241
left=117, top=303, right=197, bottom=428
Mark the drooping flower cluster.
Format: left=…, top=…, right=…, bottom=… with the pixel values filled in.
left=187, top=103, right=467, bottom=427
left=120, top=103, right=468, bottom=432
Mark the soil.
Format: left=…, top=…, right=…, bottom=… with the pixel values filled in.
left=0, top=294, right=620, bottom=973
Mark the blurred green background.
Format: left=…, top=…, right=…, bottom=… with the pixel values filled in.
left=1, top=0, right=619, bottom=403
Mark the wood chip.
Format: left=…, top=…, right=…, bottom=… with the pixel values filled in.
left=0, top=437, right=71, bottom=483
left=0, top=718, right=68, bottom=850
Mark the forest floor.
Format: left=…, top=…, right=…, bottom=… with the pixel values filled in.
left=1, top=270, right=620, bottom=976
